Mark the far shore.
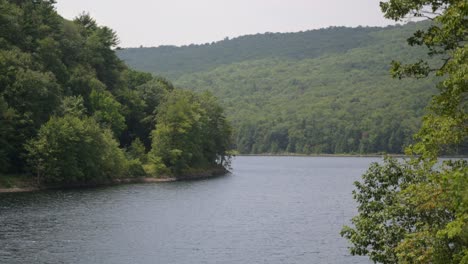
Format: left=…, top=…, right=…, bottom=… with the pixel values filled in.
left=2, top=154, right=465, bottom=193
left=236, top=153, right=467, bottom=158
left=237, top=153, right=406, bottom=158
left=0, top=167, right=228, bottom=194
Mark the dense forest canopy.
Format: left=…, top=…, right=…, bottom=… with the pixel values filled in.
left=117, top=21, right=455, bottom=154
left=118, top=26, right=384, bottom=79
left=0, top=0, right=232, bottom=183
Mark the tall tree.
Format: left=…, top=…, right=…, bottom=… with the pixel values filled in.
left=148, top=90, right=232, bottom=175
left=342, top=1, right=467, bottom=263
left=26, top=115, right=128, bottom=184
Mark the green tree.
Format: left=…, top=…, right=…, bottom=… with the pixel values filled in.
left=26, top=115, right=127, bottom=184
left=0, top=65, right=62, bottom=171
left=117, top=76, right=172, bottom=149
left=3, top=68, right=61, bottom=127
left=198, top=91, right=233, bottom=167
left=341, top=158, right=425, bottom=263
left=58, top=96, right=86, bottom=117
left=89, top=89, right=126, bottom=137
left=0, top=96, right=17, bottom=173
left=127, top=137, right=147, bottom=163
left=149, top=90, right=205, bottom=174
left=75, top=13, right=123, bottom=91
left=149, top=90, right=232, bottom=174
left=342, top=1, right=467, bottom=263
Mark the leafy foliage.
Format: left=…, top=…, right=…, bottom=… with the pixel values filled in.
left=26, top=115, right=127, bottom=184
left=89, top=89, right=126, bottom=136
left=342, top=1, right=467, bottom=263
left=149, top=90, right=232, bottom=174
left=341, top=158, right=422, bottom=263
left=397, top=160, right=468, bottom=263
left=0, top=0, right=232, bottom=183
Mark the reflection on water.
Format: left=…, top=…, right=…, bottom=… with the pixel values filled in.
left=0, top=156, right=377, bottom=264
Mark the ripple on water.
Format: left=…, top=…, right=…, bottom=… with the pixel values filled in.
left=0, top=156, right=376, bottom=264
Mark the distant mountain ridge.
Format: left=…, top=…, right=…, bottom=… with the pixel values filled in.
left=117, top=21, right=442, bottom=155
left=118, top=25, right=392, bottom=78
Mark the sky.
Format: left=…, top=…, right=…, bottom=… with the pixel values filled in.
left=55, top=0, right=396, bottom=48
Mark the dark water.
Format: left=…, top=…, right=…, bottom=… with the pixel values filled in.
left=0, top=156, right=378, bottom=264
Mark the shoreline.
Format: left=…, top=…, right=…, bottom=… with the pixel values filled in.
left=0, top=167, right=228, bottom=194
left=236, top=153, right=467, bottom=158
left=237, top=153, right=404, bottom=158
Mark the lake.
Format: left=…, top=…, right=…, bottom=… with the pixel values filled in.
left=0, top=156, right=379, bottom=264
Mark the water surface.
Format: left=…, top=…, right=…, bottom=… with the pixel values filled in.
left=0, top=156, right=378, bottom=264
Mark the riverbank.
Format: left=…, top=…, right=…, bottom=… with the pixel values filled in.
left=0, top=166, right=228, bottom=193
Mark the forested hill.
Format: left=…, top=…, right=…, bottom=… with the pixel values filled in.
left=117, top=22, right=430, bottom=79
left=117, top=22, right=442, bottom=155
left=0, top=0, right=232, bottom=182
left=118, top=26, right=383, bottom=79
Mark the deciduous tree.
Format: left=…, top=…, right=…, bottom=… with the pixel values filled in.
left=342, top=1, right=467, bottom=263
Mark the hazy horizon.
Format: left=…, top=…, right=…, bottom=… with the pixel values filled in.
left=55, top=0, right=399, bottom=48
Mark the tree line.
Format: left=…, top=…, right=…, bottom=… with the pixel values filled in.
left=0, top=0, right=232, bottom=185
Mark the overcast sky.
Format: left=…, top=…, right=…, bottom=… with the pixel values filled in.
left=55, top=0, right=396, bottom=48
